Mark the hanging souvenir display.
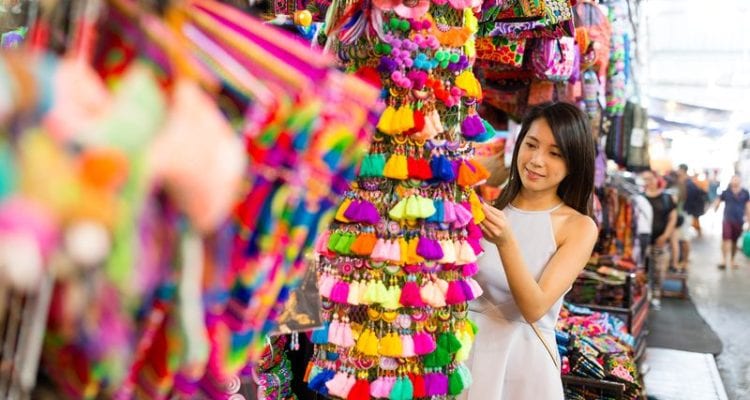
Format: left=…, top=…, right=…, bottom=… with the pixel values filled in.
left=1, top=0, right=380, bottom=398
left=304, top=0, right=497, bottom=396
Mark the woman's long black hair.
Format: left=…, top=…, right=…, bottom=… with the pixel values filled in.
left=495, top=102, right=596, bottom=216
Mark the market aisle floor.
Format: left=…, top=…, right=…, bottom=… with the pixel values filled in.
left=684, top=211, right=750, bottom=400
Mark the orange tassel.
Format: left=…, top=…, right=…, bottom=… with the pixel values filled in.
left=351, top=232, right=378, bottom=256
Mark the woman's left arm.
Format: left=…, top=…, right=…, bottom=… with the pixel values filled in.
left=481, top=204, right=599, bottom=323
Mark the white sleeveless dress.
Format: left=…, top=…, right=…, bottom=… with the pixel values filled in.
left=460, top=203, right=565, bottom=400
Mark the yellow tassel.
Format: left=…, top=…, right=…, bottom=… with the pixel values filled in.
left=395, top=105, right=415, bottom=133
left=377, top=105, right=398, bottom=135
left=399, top=237, right=410, bottom=264
left=406, top=237, right=424, bottom=264
left=379, top=332, right=403, bottom=357
left=455, top=71, right=482, bottom=99
left=468, top=191, right=485, bottom=223
left=382, top=285, right=401, bottom=310
left=357, top=328, right=380, bottom=356
left=383, top=154, right=409, bottom=180
left=335, top=198, right=352, bottom=222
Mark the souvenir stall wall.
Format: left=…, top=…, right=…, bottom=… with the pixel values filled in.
left=0, top=0, right=382, bottom=398
left=470, top=0, right=648, bottom=397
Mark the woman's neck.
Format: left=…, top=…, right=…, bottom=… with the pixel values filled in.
left=512, top=189, right=563, bottom=211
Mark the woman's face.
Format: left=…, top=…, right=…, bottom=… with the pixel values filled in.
left=516, top=118, right=568, bottom=194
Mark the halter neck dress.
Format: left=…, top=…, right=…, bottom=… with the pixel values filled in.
left=460, top=203, right=565, bottom=400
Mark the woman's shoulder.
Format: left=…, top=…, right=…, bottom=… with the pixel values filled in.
left=554, top=205, right=599, bottom=241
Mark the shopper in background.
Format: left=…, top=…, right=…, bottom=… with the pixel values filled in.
left=712, top=174, right=750, bottom=269
left=642, top=170, right=677, bottom=309
left=463, top=102, right=597, bottom=400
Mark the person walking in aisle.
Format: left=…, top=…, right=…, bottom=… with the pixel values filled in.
left=461, top=102, right=598, bottom=400
left=641, top=170, right=677, bottom=309
left=712, top=174, right=750, bottom=269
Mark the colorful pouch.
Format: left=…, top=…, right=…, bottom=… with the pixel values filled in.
left=476, top=37, right=527, bottom=68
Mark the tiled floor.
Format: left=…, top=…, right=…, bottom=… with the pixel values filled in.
left=677, top=212, right=750, bottom=400
left=645, top=348, right=728, bottom=400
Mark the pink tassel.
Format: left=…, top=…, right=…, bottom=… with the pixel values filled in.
left=453, top=203, right=473, bottom=228
left=315, top=230, right=332, bottom=255
left=399, top=280, right=426, bottom=307
left=340, top=322, right=356, bottom=348
left=445, top=280, right=467, bottom=305
left=387, top=240, right=402, bottom=263
left=462, top=262, right=479, bottom=277
left=326, top=371, right=356, bottom=398
left=435, top=278, right=449, bottom=296
left=456, top=241, right=477, bottom=265
left=371, top=376, right=392, bottom=398
left=443, top=200, right=457, bottom=223
left=401, top=334, right=416, bottom=357
left=328, top=319, right=342, bottom=344
left=413, top=332, right=437, bottom=355
left=318, top=274, right=336, bottom=298
left=330, top=281, right=351, bottom=304
left=466, top=221, right=483, bottom=239
left=439, top=240, right=457, bottom=264
left=465, top=277, right=484, bottom=299
left=467, top=236, right=483, bottom=256
left=420, top=281, right=446, bottom=308
left=371, top=239, right=389, bottom=261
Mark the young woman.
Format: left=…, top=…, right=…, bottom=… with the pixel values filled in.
left=461, top=102, right=598, bottom=399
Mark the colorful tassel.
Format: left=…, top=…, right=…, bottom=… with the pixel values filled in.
left=405, top=237, right=425, bottom=264
left=315, top=230, right=331, bottom=255
left=448, top=370, right=465, bottom=395
left=455, top=331, right=474, bottom=362
left=347, top=280, right=363, bottom=305
left=413, top=332, right=437, bottom=355
left=420, top=281, right=446, bottom=308
left=318, top=273, right=336, bottom=298
left=330, top=280, right=351, bottom=303
left=409, top=373, right=426, bottom=398
left=327, top=372, right=357, bottom=398
left=335, top=198, right=353, bottom=222
left=466, top=221, right=483, bottom=239
left=466, top=236, right=483, bottom=256
left=438, top=332, right=463, bottom=354
left=351, top=232, right=378, bottom=256
left=347, top=379, right=371, bottom=400
left=399, top=281, right=426, bottom=307
left=453, top=202, right=474, bottom=228
left=426, top=198, right=444, bottom=223
left=445, top=280, right=467, bottom=305
left=373, top=280, right=390, bottom=305
left=407, top=157, right=433, bottom=180
left=377, top=105, right=398, bottom=135
left=356, top=328, right=380, bottom=356
left=394, top=105, right=415, bottom=133
left=424, top=372, right=449, bottom=396
left=416, top=236, right=444, bottom=260
left=371, top=376, right=397, bottom=398
left=361, top=280, right=377, bottom=305
left=460, top=114, right=486, bottom=139
left=382, top=285, right=402, bottom=310
left=390, top=239, right=404, bottom=264
left=443, top=200, right=457, bottom=223
left=462, top=262, right=478, bottom=277
left=327, top=230, right=343, bottom=253
left=388, top=197, right=408, bottom=220
left=439, top=239, right=457, bottom=264
left=404, top=109, right=426, bottom=136
left=465, top=277, right=484, bottom=299
left=401, top=334, right=416, bottom=357
left=383, top=154, right=409, bottom=180
left=455, top=240, right=478, bottom=265
left=379, top=332, right=403, bottom=357
left=423, top=347, right=452, bottom=368
left=371, top=239, right=390, bottom=261
left=308, top=368, right=336, bottom=395
left=311, top=322, right=330, bottom=344
left=360, top=153, right=387, bottom=178
left=468, top=191, right=485, bottom=223
left=430, top=155, right=455, bottom=182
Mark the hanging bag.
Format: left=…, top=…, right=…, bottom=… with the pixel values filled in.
left=531, top=36, right=576, bottom=81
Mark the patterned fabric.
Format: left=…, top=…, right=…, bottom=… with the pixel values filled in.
left=475, top=37, right=526, bottom=67
left=531, top=36, right=576, bottom=81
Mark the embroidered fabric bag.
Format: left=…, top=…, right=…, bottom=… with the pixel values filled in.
left=531, top=36, right=576, bottom=81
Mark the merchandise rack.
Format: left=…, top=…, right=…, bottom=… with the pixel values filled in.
left=562, top=375, right=626, bottom=399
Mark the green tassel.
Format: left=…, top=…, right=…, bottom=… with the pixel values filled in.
left=423, top=347, right=452, bottom=368
left=389, top=375, right=404, bottom=400
left=327, top=231, right=343, bottom=253
left=448, top=369, right=465, bottom=395
left=438, top=332, right=463, bottom=354
left=372, top=154, right=386, bottom=177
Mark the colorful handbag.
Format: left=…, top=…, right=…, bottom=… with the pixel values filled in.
left=475, top=36, right=527, bottom=68
left=531, top=36, right=576, bottom=81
